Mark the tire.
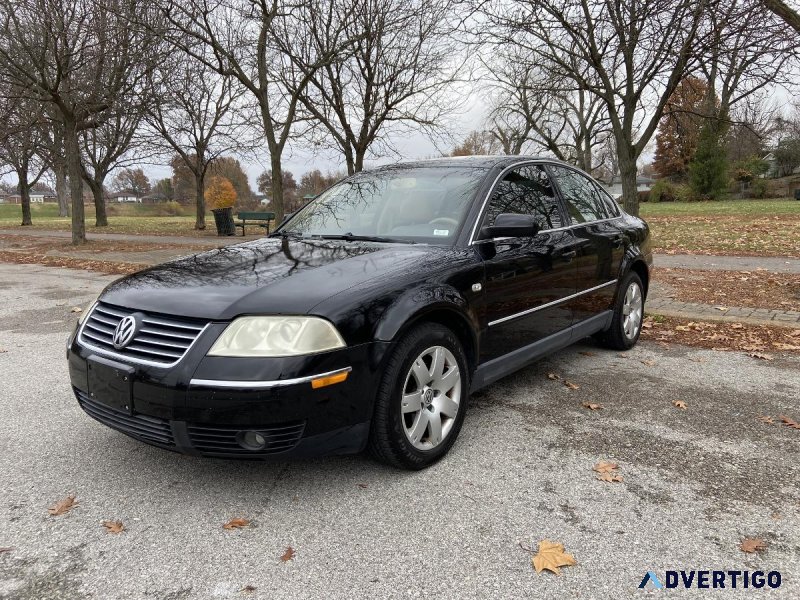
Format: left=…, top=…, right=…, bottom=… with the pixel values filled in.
left=597, top=271, right=645, bottom=351
left=368, top=323, right=469, bottom=470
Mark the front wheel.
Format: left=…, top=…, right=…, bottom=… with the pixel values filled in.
left=368, top=323, right=469, bottom=470
left=598, top=272, right=645, bottom=351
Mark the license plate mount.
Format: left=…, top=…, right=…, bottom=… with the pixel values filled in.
left=87, top=355, right=135, bottom=415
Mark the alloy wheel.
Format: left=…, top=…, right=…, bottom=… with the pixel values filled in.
left=622, top=281, right=643, bottom=340
left=401, top=345, right=462, bottom=451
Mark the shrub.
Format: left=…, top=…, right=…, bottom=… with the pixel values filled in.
left=649, top=179, right=677, bottom=203
left=205, top=176, right=237, bottom=210
left=750, top=179, right=768, bottom=199
left=150, top=201, right=184, bottom=217
left=637, top=190, right=651, bottom=203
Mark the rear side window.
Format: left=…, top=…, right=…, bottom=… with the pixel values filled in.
left=549, top=165, right=616, bottom=223
left=482, top=164, right=563, bottom=231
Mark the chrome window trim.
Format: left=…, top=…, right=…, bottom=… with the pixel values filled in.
left=189, top=367, right=353, bottom=390
left=488, top=279, right=618, bottom=327
left=76, top=304, right=211, bottom=369
left=468, top=160, right=623, bottom=245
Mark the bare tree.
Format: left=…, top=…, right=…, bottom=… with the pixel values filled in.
left=762, top=0, right=800, bottom=34
left=484, top=45, right=610, bottom=172
left=481, top=0, right=706, bottom=215
left=290, top=0, right=464, bottom=174
left=145, top=52, right=246, bottom=230
left=81, top=108, right=147, bottom=227
left=161, top=0, right=359, bottom=223
left=38, top=118, right=70, bottom=217
left=0, top=0, right=164, bottom=243
left=0, top=91, right=48, bottom=225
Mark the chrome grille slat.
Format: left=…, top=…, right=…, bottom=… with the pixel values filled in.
left=139, top=327, right=196, bottom=341
left=78, top=302, right=207, bottom=366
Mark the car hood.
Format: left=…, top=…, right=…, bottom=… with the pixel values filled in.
left=100, top=238, right=455, bottom=320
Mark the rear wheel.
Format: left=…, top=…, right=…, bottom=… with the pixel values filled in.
left=598, top=271, right=645, bottom=351
left=368, top=323, right=468, bottom=470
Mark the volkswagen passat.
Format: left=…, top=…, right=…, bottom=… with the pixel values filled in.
left=67, top=157, right=651, bottom=469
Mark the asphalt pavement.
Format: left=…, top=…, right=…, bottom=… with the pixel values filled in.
left=1, top=263, right=799, bottom=599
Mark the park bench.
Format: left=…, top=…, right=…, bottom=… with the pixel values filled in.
left=235, top=211, right=275, bottom=236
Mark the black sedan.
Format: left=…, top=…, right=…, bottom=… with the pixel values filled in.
left=67, top=156, right=651, bottom=469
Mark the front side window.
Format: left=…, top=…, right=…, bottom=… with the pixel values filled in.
left=549, top=165, right=616, bottom=223
left=281, top=166, right=487, bottom=245
left=481, top=164, right=563, bottom=231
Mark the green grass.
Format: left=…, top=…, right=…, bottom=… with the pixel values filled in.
left=640, top=198, right=800, bottom=217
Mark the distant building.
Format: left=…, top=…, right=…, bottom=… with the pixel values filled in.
left=600, top=176, right=654, bottom=199
left=107, top=191, right=141, bottom=203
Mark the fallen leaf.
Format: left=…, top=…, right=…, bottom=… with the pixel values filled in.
left=0, top=547, right=12, bottom=553
left=592, top=461, right=619, bottom=474
left=748, top=352, right=773, bottom=361
left=740, top=538, right=767, bottom=553
left=673, top=400, right=687, bottom=409
left=356, top=483, right=368, bottom=489
left=616, top=353, right=628, bottom=358
left=70, top=307, right=82, bottom=313
left=48, top=495, right=77, bottom=516
left=758, top=416, right=775, bottom=425
left=778, top=415, right=800, bottom=430
left=241, top=585, right=257, bottom=594
left=714, top=306, right=729, bottom=311
left=280, top=546, right=296, bottom=562
left=223, top=518, right=251, bottom=530
left=597, top=472, right=624, bottom=483
left=102, top=520, right=124, bottom=534
left=531, top=540, right=577, bottom=575
left=0, top=349, right=7, bottom=353
left=771, top=513, right=781, bottom=520
left=641, top=359, right=656, bottom=366
left=772, top=343, right=800, bottom=351
left=563, top=380, right=580, bottom=390
left=547, top=372, right=560, bottom=380
left=582, top=402, right=603, bottom=410
left=578, top=351, right=596, bottom=356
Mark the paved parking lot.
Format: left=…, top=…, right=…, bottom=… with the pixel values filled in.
left=1, top=263, right=799, bottom=599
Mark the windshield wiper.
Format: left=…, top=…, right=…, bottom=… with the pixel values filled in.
left=312, top=233, right=414, bottom=244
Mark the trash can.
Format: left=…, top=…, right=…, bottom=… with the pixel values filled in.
left=212, top=207, right=235, bottom=236
left=794, top=189, right=800, bottom=201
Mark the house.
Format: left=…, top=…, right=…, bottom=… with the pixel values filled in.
left=107, top=191, right=141, bottom=203
left=600, top=176, right=654, bottom=199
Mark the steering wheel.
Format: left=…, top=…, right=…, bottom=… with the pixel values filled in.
left=428, top=217, right=459, bottom=230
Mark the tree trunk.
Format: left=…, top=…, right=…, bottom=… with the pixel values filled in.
left=55, top=162, right=69, bottom=217
left=64, top=119, right=86, bottom=244
left=17, top=170, right=32, bottom=226
left=354, top=147, right=366, bottom=174
left=194, top=171, right=206, bottom=230
left=91, top=181, right=108, bottom=227
left=270, top=153, right=285, bottom=223
left=618, top=147, right=639, bottom=217
left=343, top=145, right=355, bottom=176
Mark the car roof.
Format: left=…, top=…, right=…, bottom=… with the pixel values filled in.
left=371, top=155, right=564, bottom=170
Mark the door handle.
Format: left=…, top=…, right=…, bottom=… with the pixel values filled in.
left=560, top=250, right=577, bottom=261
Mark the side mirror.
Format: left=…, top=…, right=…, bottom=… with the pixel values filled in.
left=478, top=213, right=540, bottom=240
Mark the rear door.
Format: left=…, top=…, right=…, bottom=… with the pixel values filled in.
left=476, top=163, right=580, bottom=362
left=547, top=165, right=625, bottom=324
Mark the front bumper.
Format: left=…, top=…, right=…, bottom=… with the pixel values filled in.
left=67, top=328, right=390, bottom=459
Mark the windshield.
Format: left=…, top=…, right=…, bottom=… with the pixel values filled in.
left=278, top=166, right=488, bottom=244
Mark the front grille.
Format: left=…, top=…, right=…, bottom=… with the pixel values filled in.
left=187, top=422, right=306, bottom=456
left=75, top=389, right=175, bottom=446
left=79, top=302, right=207, bottom=365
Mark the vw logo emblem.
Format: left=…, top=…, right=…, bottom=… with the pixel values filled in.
left=423, top=388, right=434, bottom=406
left=112, top=315, right=138, bottom=350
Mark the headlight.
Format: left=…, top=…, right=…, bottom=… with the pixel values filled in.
left=78, top=296, right=99, bottom=324
left=207, top=316, right=346, bottom=357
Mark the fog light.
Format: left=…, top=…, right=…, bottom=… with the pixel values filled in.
left=237, top=430, right=267, bottom=451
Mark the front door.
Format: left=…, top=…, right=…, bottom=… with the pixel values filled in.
left=476, top=164, right=579, bottom=362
